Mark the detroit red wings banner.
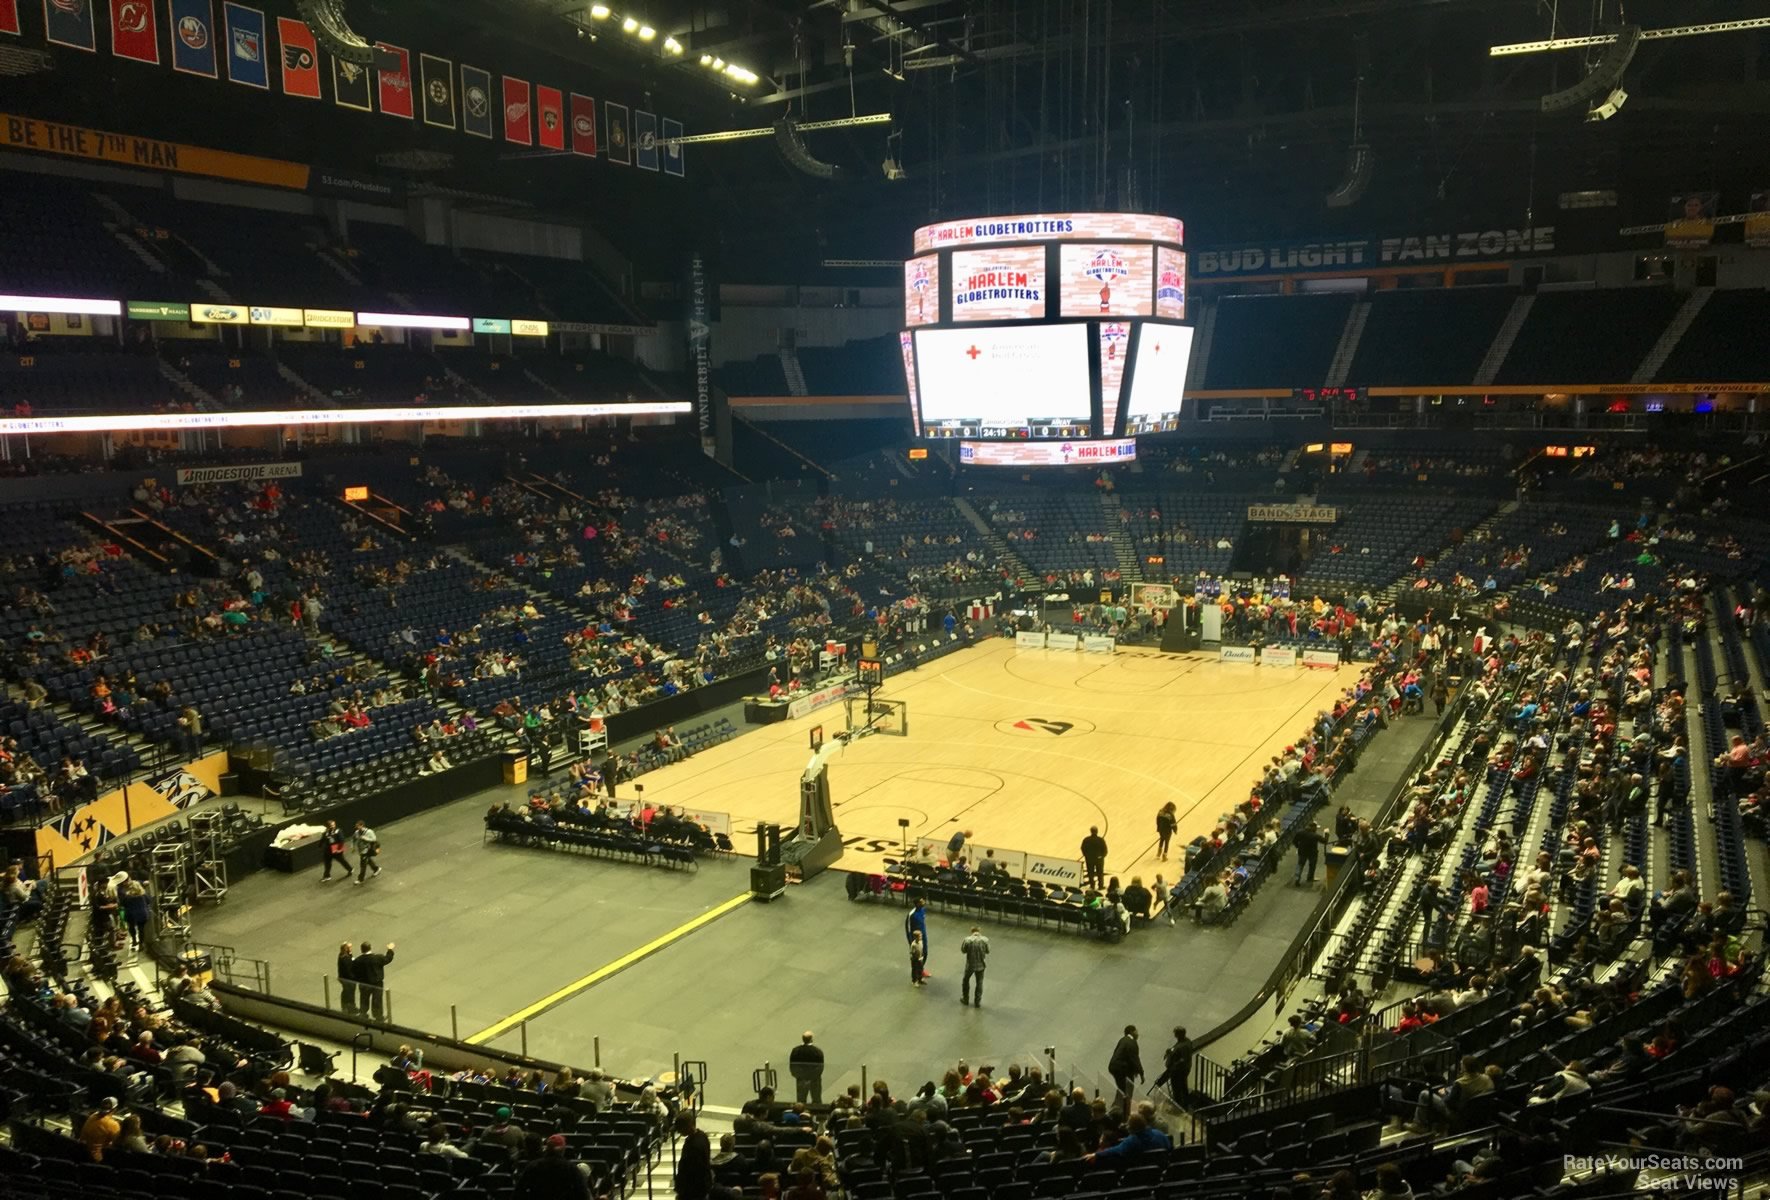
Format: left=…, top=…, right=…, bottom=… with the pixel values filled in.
left=501, top=75, right=530, bottom=144
left=375, top=41, right=412, bottom=118
left=0, top=0, right=19, bottom=36
left=276, top=15, right=319, bottom=98
left=535, top=84, right=563, bottom=151
left=110, top=0, right=158, bottom=62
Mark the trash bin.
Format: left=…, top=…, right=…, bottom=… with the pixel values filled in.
left=502, top=750, right=528, bottom=786
left=1323, top=844, right=1351, bottom=887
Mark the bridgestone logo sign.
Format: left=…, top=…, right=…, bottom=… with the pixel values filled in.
left=174, top=463, right=305, bottom=486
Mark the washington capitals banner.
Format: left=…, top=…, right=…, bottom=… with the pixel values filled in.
left=0, top=0, right=19, bottom=36
left=168, top=0, right=215, bottom=76
left=634, top=109, right=658, bottom=172
left=332, top=54, right=370, bottom=110
left=661, top=117, right=684, bottom=178
left=535, top=84, right=563, bottom=150
left=460, top=63, right=492, bottom=138
left=45, top=0, right=97, bottom=51
left=569, top=93, right=596, bottom=157
left=420, top=52, right=453, bottom=128
left=222, top=1, right=266, bottom=87
left=110, top=0, right=158, bottom=63
left=376, top=42, right=412, bottom=118
left=605, top=100, right=629, bottom=165
left=276, top=14, right=318, bottom=97
left=501, top=74, right=530, bottom=144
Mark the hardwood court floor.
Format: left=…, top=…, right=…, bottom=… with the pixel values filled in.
left=631, top=639, right=1364, bottom=880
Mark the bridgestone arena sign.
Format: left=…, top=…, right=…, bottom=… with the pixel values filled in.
left=175, top=463, right=305, bottom=485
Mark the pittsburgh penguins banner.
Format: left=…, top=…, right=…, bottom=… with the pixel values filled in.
left=634, top=109, right=658, bottom=172
left=460, top=63, right=492, bottom=138
left=420, top=52, right=453, bottom=128
left=222, top=1, right=267, bottom=88
left=168, top=0, right=216, bottom=77
left=605, top=100, right=629, bottom=165
left=110, top=0, right=159, bottom=64
left=376, top=42, right=412, bottom=118
left=661, top=117, right=684, bottom=177
left=332, top=53, right=371, bottom=111
left=276, top=15, right=319, bottom=98
left=45, top=0, right=97, bottom=51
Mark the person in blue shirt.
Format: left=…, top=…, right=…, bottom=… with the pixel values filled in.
left=904, top=900, right=929, bottom=979
left=1086, top=1113, right=1172, bottom=1163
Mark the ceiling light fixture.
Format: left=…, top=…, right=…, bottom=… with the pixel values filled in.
left=637, top=24, right=655, bottom=40
left=621, top=16, right=638, bottom=32
left=589, top=4, right=609, bottom=17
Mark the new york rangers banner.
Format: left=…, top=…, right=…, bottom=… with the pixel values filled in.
left=568, top=92, right=596, bottom=157
left=634, top=109, right=658, bottom=172
left=222, top=1, right=265, bottom=87
left=419, top=52, right=452, bottom=128
left=661, top=116, right=684, bottom=177
left=168, top=0, right=215, bottom=76
left=376, top=42, right=412, bottom=118
left=605, top=100, right=629, bottom=164
left=460, top=63, right=492, bottom=138
left=276, top=14, right=318, bottom=97
left=0, top=0, right=19, bottom=36
left=501, top=75, right=530, bottom=144
left=332, top=54, right=370, bottom=110
left=45, top=0, right=97, bottom=51
left=535, top=84, right=563, bottom=150
left=110, top=0, right=158, bottom=63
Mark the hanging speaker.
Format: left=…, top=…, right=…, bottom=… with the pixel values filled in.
left=1539, top=26, right=1640, bottom=113
left=293, top=0, right=376, bottom=65
left=774, top=120, right=843, bottom=181
left=1325, top=143, right=1373, bottom=209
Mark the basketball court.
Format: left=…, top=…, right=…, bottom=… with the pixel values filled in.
left=629, top=638, right=1365, bottom=880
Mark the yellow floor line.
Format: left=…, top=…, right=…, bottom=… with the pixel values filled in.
left=464, top=891, right=752, bottom=1045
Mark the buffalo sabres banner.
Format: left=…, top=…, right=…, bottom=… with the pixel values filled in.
left=376, top=42, right=413, bottom=118
left=45, top=0, right=96, bottom=51
left=110, top=0, right=158, bottom=64
left=222, top=1, right=266, bottom=88
left=634, top=109, right=658, bottom=172
left=420, top=52, right=453, bottom=128
left=0, top=0, right=19, bottom=36
left=169, top=0, right=216, bottom=77
left=276, top=14, right=319, bottom=98
left=332, top=53, right=371, bottom=111
left=460, top=63, right=492, bottom=138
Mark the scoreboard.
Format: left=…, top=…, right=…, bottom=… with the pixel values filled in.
left=899, top=212, right=1191, bottom=454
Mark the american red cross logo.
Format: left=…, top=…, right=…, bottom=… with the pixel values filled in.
left=965, top=345, right=981, bottom=360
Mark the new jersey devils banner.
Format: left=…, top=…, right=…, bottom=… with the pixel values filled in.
left=0, top=1, right=20, bottom=36
left=501, top=74, right=530, bottom=144
left=110, top=0, right=159, bottom=63
left=276, top=15, right=318, bottom=97
left=375, top=41, right=412, bottom=118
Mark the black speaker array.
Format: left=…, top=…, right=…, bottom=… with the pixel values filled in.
left=1539, top=26, right=1641, bottom=113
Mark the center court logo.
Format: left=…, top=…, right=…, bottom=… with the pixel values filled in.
left=996, top=717, right=1095, bottom=737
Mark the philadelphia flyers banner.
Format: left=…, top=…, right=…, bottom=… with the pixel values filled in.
left=276, top=15, right=319, bottom=98
left=110, top=0, right=159, bottom=62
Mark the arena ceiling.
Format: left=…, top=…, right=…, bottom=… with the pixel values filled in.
left=16, top=0, right=1770, bottom=278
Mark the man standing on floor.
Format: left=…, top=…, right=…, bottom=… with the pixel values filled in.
left=353, top=821, right=383, bottom=885
left=320, top=820, right=352, bottom=883
left=1081, top=827, right=1108, bottom=890
left=336, top=941, right=358, bottom=1014
left=959, top=925, right=990, bottom=1008
left=355, top=941, right=395, bottom=1020
left=1293, top=819, right=1323, bottom=887
left=905, top=898, right=930, bottom=980
left=788, top=1032, right=825, bottom=1105
left=1152, top=1026, right=1194, bottom=1106
left=1108, top=1024, right=1143, bottom=1112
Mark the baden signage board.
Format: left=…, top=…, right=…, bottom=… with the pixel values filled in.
left=1025, top=854, right=1087, bottom=887
left=1220, top=646, right=1257, bottom=664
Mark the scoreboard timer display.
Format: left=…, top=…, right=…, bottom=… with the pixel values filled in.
left=900, top=212, right=1190, bottom=456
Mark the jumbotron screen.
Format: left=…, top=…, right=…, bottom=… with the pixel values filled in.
left=901, top=211, right=1187, bottom=441
left=913, top=324, right=1091, bottom=438
left=1124, top=322, right=1195, bottom=433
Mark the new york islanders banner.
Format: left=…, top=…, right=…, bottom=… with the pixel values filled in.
left=460, top=63, right=492, bottom=138
left=376, top=42, right=412, bottom=118
left=332, top=53, right=370, bottom=110
left=501, top=75, right=530, bottom=144
left=535, top=84, right=563, bottom=150
left=110, top=0, right=159, bottom=63
left=420, top=52, right=453, bottom=128
left=168, top=0, right=215, bottom=76
left=569, top=93, right=596, bottom=157
left=0, top=1, right=19, bottom=36
left=276, top=14, right=318, bottom=97
left=45, top=0, right=96, bottom=51
left=222, top=1, right=266, bottom=87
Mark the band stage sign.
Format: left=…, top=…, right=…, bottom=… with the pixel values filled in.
left=1248, top=504, right=1339, bottom=524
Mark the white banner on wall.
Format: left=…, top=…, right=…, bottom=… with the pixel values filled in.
left=679, top=808, right=732, bottom=838
left=1261, top=647, right=1298, bottom=668
left=1220, top=646, right=1257, bottom=664
left=1015, top=631, right=1048, bottom=650
left=1082, top=634, right=1116, bottom=653
left=786, top=680, right=854, bottom=720
left=1026, top=855, right=1087, bottom=887
left=1302, top=648, right=1342, bottom=669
